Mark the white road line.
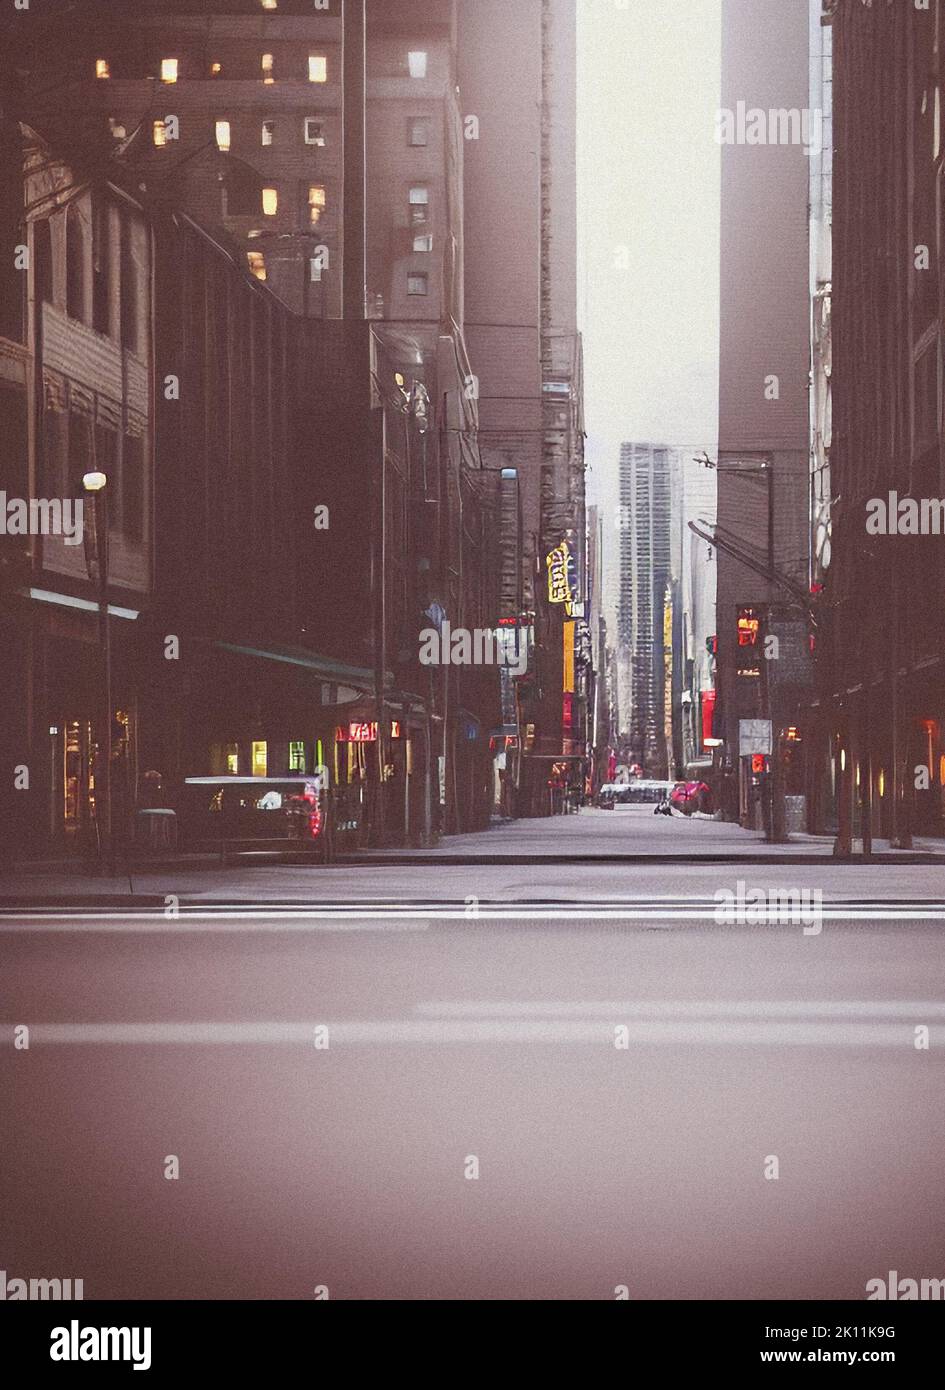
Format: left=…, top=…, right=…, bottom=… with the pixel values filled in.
left=0, top=1019, right=940, bottom=1047
left=415, top=1000, right=945, bottom=1019
left=3, top=904, right=945, bottom=929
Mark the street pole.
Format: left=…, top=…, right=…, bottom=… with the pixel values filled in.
left=84, top=471, right=112, bottom=873
left=374, top=403, right=387, bottom=847
left=765, top=460, right=787, bottom=843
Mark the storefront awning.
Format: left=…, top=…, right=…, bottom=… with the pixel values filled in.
left=216, top=641, right=383, bottom=693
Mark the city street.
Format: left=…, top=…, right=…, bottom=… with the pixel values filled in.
left=2, top=809, right=944, bottom=1301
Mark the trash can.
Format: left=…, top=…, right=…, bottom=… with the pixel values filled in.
left=134, top=808, right=179, bottom=853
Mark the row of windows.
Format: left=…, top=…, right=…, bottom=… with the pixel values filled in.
left=95, top=48, right=429, bottom=84
left=228, top=181, right=431, bottom=228
left=97, top=54, right=331, bottom=84
left=247, top=247, right=429, bottom=299
left=141, top=113, right=432, bottom=153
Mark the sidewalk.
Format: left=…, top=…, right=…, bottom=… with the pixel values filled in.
left=2, top=811, right=944, bottom=906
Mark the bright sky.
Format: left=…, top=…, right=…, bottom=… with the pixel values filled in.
left=577, top=0, right=722, bottom=510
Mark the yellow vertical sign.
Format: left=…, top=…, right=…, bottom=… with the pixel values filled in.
left=563, top=621, right=575, bottom=695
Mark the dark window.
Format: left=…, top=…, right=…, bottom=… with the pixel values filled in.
left=66, top=205, right=84, bottom=322
left=407, top=272, right=428, bottom=296
left=33, top=219, right=53, bottom=308
left=43, top=403, right=67, bottom=496
left=120, top=213, right=137, bottom=351
left=0, top=123, right=24, bottom=341
left=408, top=119, right=429, bottom=147
left=122, top=431, right=144, bottom=541
left=92, top=197, right=110, bottom=335
left=67, top=409, right=91, bottom=497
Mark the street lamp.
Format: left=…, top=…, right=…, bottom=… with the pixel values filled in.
left=83, top=469, right=112, bottom=872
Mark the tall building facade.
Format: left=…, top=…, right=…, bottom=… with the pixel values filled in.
left=812, top=0, right=945, bottom=847
left=716, top=0, right=813, bottom=828
left=616, top=443, right=677, bottom=777
left=458, top=0, right=588, bottom=815
left=0, top=0, right=588, bottom=858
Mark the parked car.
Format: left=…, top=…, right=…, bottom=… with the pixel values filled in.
left=178, top=776, right=333, bottom=863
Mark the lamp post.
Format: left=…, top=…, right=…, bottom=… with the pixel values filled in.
left=83, top=469, right=112, bottom=872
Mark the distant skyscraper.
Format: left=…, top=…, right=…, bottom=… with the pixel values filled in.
left=617, top=443, right=679, bottom=773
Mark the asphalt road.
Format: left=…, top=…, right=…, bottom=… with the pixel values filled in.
left=2, top=810, right=944, bottom=1301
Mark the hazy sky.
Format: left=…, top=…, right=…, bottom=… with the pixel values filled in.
left=577, top=0, right=722, bottom=509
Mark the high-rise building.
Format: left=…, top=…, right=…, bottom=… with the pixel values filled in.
left=813, top=0, right=945, bottom=846
left=716, top=0, right=813, bottom=828
left=458, top=0, right=587, bottom=813
left=616, top=443, right=678, bottom=776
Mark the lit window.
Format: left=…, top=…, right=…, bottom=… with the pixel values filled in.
left=308, top=185, right=326, bottom=226
left=261, top=0, right=278, bottom=8
left=252, top=742, right=268, bottom=777
left=225, top=744, right=239, bottom=774
left=408, top=51, right=428, bottom=79
left=407, top=272, right=428, bottom=296
left=108, top=117, right=126, bottom=140
left=308, top=54, right=327, bottom=83
left=161, top=58, right=178, bottom=84
left=262, top=120, right=275, bottom=146
left=262, top=53, right=274, bottom=83
left=215, top=120, right=231, bottom=152
left=211, top=61, right=223, bottom=77
left=247, top=251, right=267, bottom=281
left=262, top=186, right=278, bottom=215
left=289, top=742, right=306, bottom=772
left=304, top=118, right=326, bottom=146
left=413, top=233, right=433, bottom=253
left=152, top=120, right=167, bottom=147
left=96, top=59, right=110, bottom=80
left=409, top=119, right=428, bottom=147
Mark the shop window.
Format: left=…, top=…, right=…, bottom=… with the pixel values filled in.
left=308, top=54, right=327, bottom=83
left=304, top=118, right=326, bottom=146
left=407, top=272, right=428, bottom=297
left=408, top=51, right=428, bottom=80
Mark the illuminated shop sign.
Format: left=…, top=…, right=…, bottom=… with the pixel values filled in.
left=335, top=722, right=402, bottom=744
